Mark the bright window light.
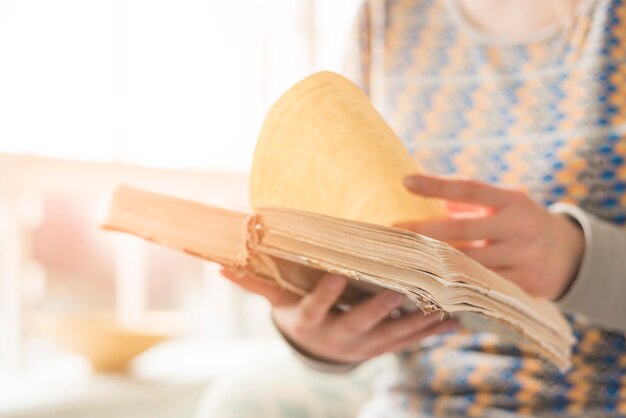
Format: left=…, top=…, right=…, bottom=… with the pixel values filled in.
left=0, top=0, right=361, bottom=173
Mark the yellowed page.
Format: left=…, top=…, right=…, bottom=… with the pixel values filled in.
left=250, top=71, right=445, bottom=226
left=104, top=185, right=251, bottom=267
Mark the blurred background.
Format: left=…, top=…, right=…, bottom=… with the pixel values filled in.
left=0, top=1, right=384, bottom=417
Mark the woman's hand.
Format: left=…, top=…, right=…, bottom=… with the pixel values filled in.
left=220, top=269, right=457, bottom=364
left=397, top=174, right=585, bottom=301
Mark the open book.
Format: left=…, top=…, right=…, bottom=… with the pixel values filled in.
left=104, top=72, right=574, bottom=370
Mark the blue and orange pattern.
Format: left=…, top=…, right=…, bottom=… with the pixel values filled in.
left=347, top=0, right=626, bottom=416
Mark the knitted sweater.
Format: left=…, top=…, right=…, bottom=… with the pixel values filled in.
left=333, top=0, right=626, bottom=416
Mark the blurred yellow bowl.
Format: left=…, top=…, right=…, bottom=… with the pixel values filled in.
left=29, top=311, right=181, bottom=373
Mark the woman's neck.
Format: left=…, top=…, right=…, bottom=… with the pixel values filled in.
left=455, top=0, right=580, bottom=42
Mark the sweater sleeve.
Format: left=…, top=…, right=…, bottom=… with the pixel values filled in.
left=549, top=202, right=626, bottom=333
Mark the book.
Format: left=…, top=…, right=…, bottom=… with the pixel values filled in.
left=103, top=72, right=574, bottom=370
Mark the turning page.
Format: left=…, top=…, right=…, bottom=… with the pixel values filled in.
left=250, top=72, right=445, bottom=226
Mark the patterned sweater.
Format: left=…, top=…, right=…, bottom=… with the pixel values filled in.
left=334, top=0, right=626, bottom=416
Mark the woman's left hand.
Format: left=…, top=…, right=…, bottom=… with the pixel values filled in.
left=396, top=174, right=585, bottom=301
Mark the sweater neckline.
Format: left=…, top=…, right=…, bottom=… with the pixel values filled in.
left=444, top=0, right=599, bottom=47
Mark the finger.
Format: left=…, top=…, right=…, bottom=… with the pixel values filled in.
left=445, top=200, right=486, bottom=214
left=460, top=243, right=518, bottom=269
left=394, top=215, right=506, bottom=242
left=369, top=319, right=458, bottom=357
left=403, top=174, right=521, bottom=209
left=220, top=268, right=300, bottom=306
left=368, top=311, right=443, bottom=341
left=332, top=290, right=406, bottom=336
left=297, top=274, right=348, bottom=328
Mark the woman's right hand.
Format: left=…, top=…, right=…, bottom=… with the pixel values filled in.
left=220, top=268, right=457, bottom=364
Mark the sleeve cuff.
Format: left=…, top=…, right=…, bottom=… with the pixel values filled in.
left=271, top=312, right=362, bottom=374
left=549, top=202, right=626, bottom=333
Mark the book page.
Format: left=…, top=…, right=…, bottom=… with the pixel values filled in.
left=250, top=71, right=445, bottom=226
left=104, top=185, right=251, bottom=267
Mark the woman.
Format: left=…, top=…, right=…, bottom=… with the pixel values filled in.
left=223, top=0, right=626, bottom=416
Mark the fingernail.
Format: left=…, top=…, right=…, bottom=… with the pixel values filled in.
left=403, top=175, right=425, bottom=190
left=324, top=274, right=345, bottom=290
left=381, top=291, right=406, bottom=308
